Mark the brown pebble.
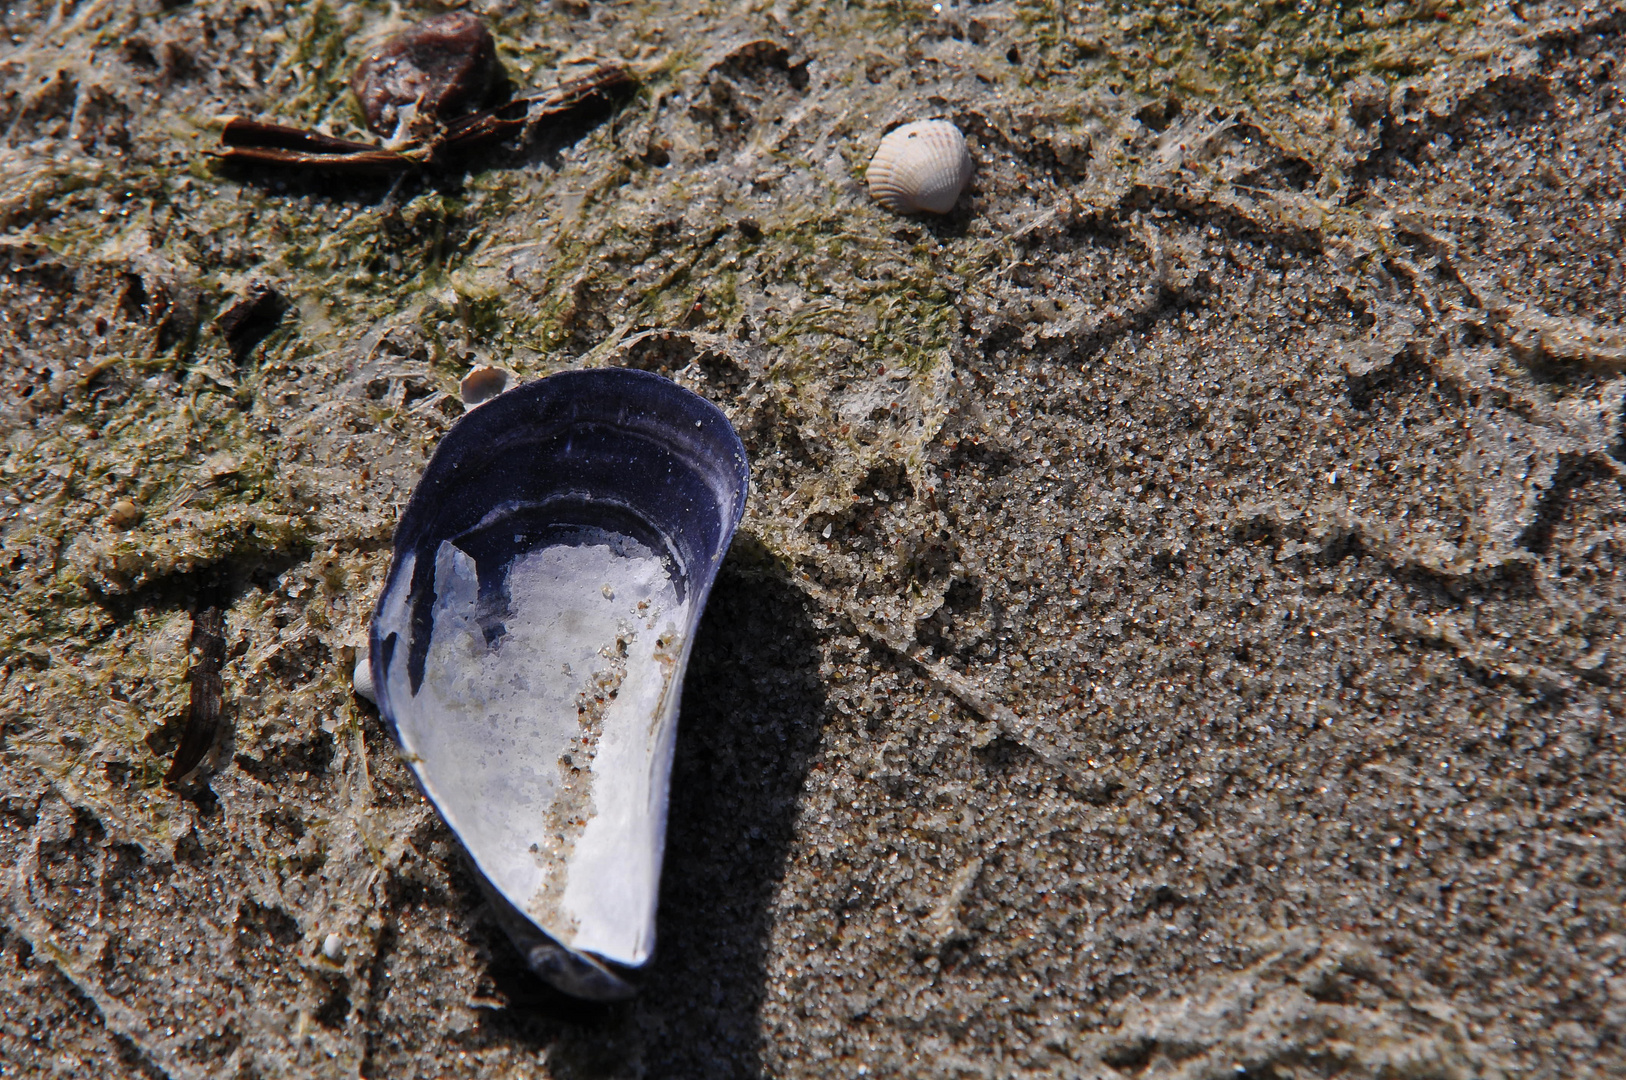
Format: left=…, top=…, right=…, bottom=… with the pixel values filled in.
left=108, top=499, right=142, bottom=529
left=351, top=13, right=498, bottom=137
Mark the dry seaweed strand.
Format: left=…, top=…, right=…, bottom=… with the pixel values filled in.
left=214, top=120, right=411, bottom=172
left=210, top=64, right=635, bottom=174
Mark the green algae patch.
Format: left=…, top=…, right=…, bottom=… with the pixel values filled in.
left=258, top=0, right=378, bottom=132
left=1015, top=0, right=1491, bottom=163
left=0, top=368, right=312, bottom=745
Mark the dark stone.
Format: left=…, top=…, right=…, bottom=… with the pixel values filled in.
left=213, top=282, right=288, bottom=358
left=351, top=12, right=498, bottom=136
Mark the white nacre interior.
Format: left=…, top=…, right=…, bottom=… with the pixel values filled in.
left=376, top=527, right=692, bottom=967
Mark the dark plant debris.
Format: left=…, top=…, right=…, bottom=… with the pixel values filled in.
left=165, top=602, right=227, bottom=786
left=212, top=62, right=633, bottom=175
left=209, top=10, right=633, bottom=176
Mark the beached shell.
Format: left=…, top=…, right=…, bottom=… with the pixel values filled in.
left=369, top=369, right=750, bottom=1000
left=107, top=498, right=143, bottom=530
left=866, top=120, right=973, bottom=215
left=459, top=365, right=511, bottom=407
left=351, top=653, right=376, bottom=704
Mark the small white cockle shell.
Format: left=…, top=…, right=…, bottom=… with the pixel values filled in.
left=866, top=120, right=973, bottom=215
left=352, top=653, right=376, bottom=704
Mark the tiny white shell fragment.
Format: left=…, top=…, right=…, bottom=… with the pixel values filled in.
left=460, top=365, right=511, bottom=407
left=352, top=654, right=377, bottom=704
left=866, top=120, right=973, bottom=215
left=321, top=933, right=344, bottom=960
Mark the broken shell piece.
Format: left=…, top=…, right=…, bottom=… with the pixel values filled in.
left=459, top=365, right=511, bottom=407
left=351, top=12, right=498, bottom=137
left=866, top=119, right=973, bottom=215
left=370, top=369, right=750, bottom=1000
left=107, top=498, right=143, bottom=530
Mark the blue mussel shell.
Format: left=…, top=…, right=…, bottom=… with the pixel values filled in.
left=370, top=368, right=749, bottom=999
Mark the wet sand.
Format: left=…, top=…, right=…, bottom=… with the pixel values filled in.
left=2, top=1, right=1623, bottom=1076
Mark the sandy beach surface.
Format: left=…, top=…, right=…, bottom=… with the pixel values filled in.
left=2, top=1, right=1625, bottom=1076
